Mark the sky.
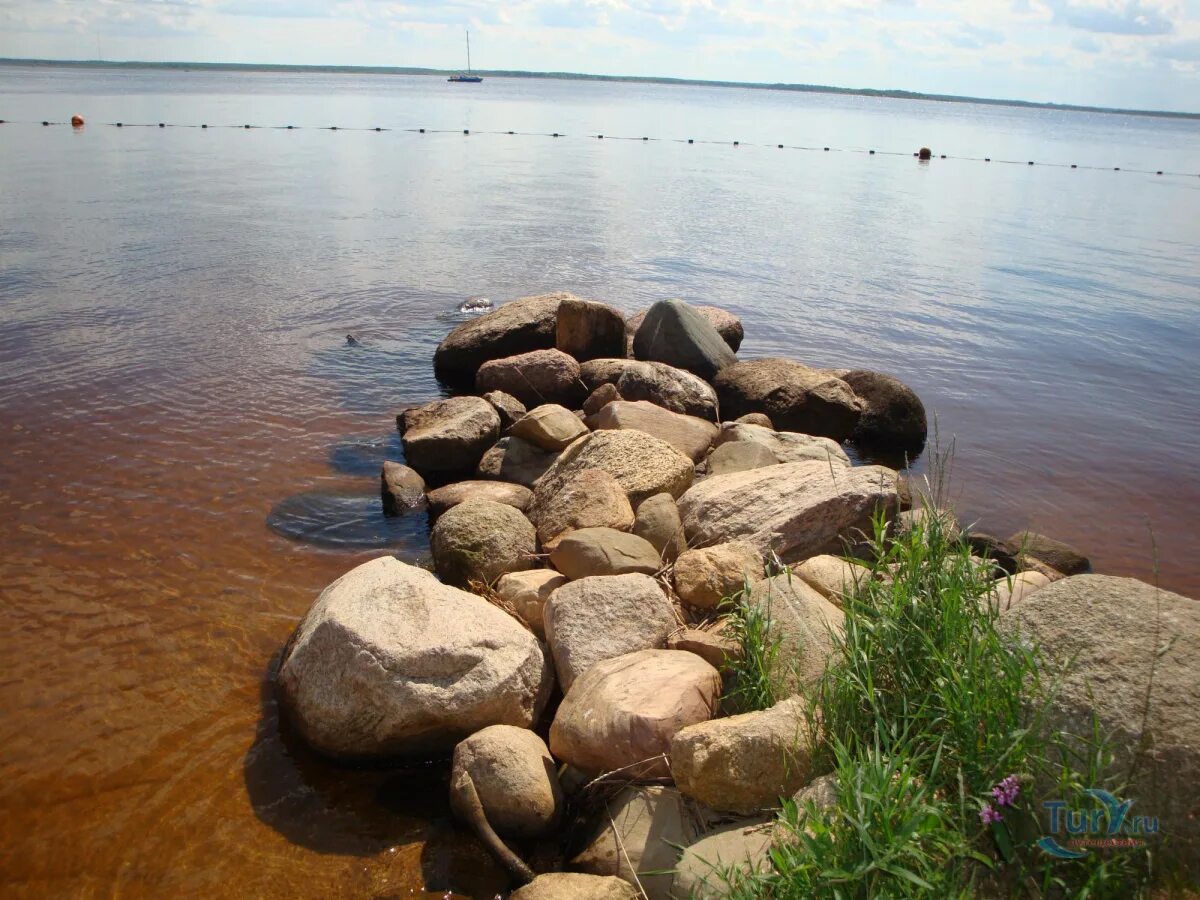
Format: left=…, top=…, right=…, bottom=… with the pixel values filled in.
left=2, top=1, right=1199, bottom=112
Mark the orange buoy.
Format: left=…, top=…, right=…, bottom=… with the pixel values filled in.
left=71, top=114, right=85, bottom=127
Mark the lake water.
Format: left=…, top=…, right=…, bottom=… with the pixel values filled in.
left=1, top=64, right=1198, bottom=897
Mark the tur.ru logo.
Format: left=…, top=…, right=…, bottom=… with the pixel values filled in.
left=1038, top=789, right=1159, bottom=859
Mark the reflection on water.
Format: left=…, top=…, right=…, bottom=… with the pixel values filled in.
left=0, top=65, right=1198, bottom=898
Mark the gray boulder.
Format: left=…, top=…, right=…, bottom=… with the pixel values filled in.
left=430, top=499, right=538, bottom=588
left=434, top=291, right=570, bottom=384
left=549, top=527, right=661, bottom=579
left=713, top=358, right=862, bottom=441
left=841, top=369, right=927, bottom=453
left=631, top=299, right=737, bottom=380
left=557, top=296, right=627, bottom=362
left=398, top=396, right=501, bottom=479
left=627, top=304, right=744, bottom=352
left=476, top=348, right=584, bottom=408
left=617, top=361, right=718, bottom=421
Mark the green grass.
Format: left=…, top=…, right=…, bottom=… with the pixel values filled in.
left=719, top=574, right=784, bottom=716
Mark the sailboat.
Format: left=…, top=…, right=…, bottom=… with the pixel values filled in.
left=448, top=29, right=483, bottom=83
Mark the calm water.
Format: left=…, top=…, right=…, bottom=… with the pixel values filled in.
left=1, top=65, right=1198, bottom=897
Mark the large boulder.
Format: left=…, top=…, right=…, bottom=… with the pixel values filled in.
left=632, top=493, right=687, bottom=562
left=398, top=396, right=501, bottom=479
left=1002, top=575, right=1200, bottom=873
left=550, top=649, right=721, bottom=779
left=476, top=435, right=560, bottom=488
left=531, top=429, right=694, bottom=514
left=509, top=403, right=589, bottom=451
left=712, top=421, right=850, bottom=467
left=840, top=369, right=927, bottom=453
left=549, top=528, right=661, bottom=579
left=450, top=725, right=563, bottom=840
left=511, top=873, right=637, bottom=900
left=495, top=569, right=567, bottom=638
left=533, top=469, right=635, bottom=551
left=425, top=480, right=532, bottom=520
left=671, top=696, right=813, bottom=814
left=380, top=461, right=426, bottom=515
left=678, top=460, right=900, bottom=563
left=557, top=296, right=627, bottom=362
left=434, top=291, right=570, bottom=384
left=1006, top=530, right=1090, bottom=576
left=617, top=361, right=718, bottom=421
left=628, top=305, right=744, bottom=353
left=794, top=554, right=872, bottom=607
left=544, top=573, right=677, bottom=690
left=713, top=359, right=862, bottom=440
left=476, top=349, right=584, bottom=408
left=278, top=557, right=553, bottom=759
left=631, top=299, right=737, bottom=380
left=430, top=499, right=538, bottom=588
left=589, top=400, right=717, bottom=463
left=673, top=820, right=774, bottom=900
left=748, top=574, right=845, bottom=695
left=673, top=541, right=764, bottom=610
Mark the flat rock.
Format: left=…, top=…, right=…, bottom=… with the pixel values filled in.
left=544, top=573, right=676, bottom=690
left=678, top=460, right=900, bottom=564
left=550, top=649, right=721, bottom=779
left=673, top=541, right=763, bottom=610
left=556, top=296, right=627, bottom=362
left=430, top=499, right=538, bottom=588
left=398, top=396, right=500, bottom=479
left=706, top=441, right=780, bottom=476
left=510, top=873, right=637, bottom=900
left=482, top=390, right=526, bottom=430
left=673, top=819, right=774, bottom=900
left=713, top=421, right=850, bottom=467
left=476, top=435, right=560, bottom=488
left=278, top=557, right=552, bottom=759
left=450, top=724, right=563, bottom=840
left=1006, top=531, right=1090, bottom=576
left=632, top=493, right=687, bottom=562
left=748, top=574, right=845, bottom=695
left=434, top=292, right=570, bottom=384
left=841, top=369, right=928, bottom=453
left=628, top=305, right=744, bottom=353
left=631, top=299, right=737, bottom=380
left=549, top=527, right=661, bottom=579
left=426, top=480, right=532, bottom=520
left=534, top=469, right=634, bottom=552
left=509, top=403, right=589, bottom=451
left=495, top=569, right=567, bottom=638
left=713, top=358, right=862, bottom=441
left=476, top=348, right=584, bottom=408
left=380, top=461, right=426, bottom=515
left=794, top=554, right=872, bottom=607
left=589, top=400, right=718, bottom=463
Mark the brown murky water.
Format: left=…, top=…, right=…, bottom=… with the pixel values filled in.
left=2, top=65, right=1198, bottom=897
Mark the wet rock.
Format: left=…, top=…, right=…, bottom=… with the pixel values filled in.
left=434, top=292, right=571, bottom=384
left=673, top=819, right=774, bottom=900
left=631, top=299, right=737, bottom=381
left=510, top=873, right=638, bottom=900
left=496, top=569, right=567, bottom=638
left=747, top=574, right=845, bottom=695
left=398, top=396, right=501, bottom=479
left=617, top=361, right=718, bottom=421
left=476, top=348, right=584, bottom=408
left=706, top=441, right=780, bottom=476
left=713, top=358, right=862, bottom=441
left=477, top=436, right=560, bottom=488
left=556, top=297, right=627, bottom=362
left=550, top=650, right=721, bottom=780
left=628, top=305, right=744, bottom=353
left=589, top=400, right=717, bottom=463
left=544, top=573, right=676, bottom=690
left=450, top=725, right=563, bottom=840
left=549, top=527, right=661, bottom=579
left=734, top=412, right=773, bottom=428
left=430, top=499, right=538, bottom=589
left=582, top=382, right=621, bottom=417
left=678, top=460, right=900, bottom=564
left=380, top=461, right=426, bottom=515
left=509, top=404, right=588, bottom=451
left=673, top=541, right=763, bottom=610
left=632, top=493, right=686, bottom=562
left=794, top=554, right=872, bottom=607
left=841, top=369, right=928, bottom=453
left=712, top=421, right=850, bottom=467
left=482, top=390, right=526, bottom=430
left=277, top=557, right=553, bottom=759
left=1006, top=531, right=1090, bottom=576
left=533, top=469, right=634, bottom=552
left=989, top=570, right=1052, bottom=613
left=668, top=625, right=739, bottom=671
left=426, top=480, right=533, bottom=520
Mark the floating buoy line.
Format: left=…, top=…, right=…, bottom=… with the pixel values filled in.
left=2, top=118, right=1195, bottom=178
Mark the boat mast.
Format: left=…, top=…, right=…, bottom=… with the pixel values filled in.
left=466, top=28, right=472, bottom=75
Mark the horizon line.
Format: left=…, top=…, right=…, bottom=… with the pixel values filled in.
left=3, top=56, right=1197, bottom=121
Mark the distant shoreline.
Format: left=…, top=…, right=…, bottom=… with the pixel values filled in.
left=4, top=56, right=1198, bottom=121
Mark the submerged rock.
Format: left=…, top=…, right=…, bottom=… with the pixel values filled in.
left=1006, top=530, right=1090, bottom=576
left=434, top=292, right=571, bottom=384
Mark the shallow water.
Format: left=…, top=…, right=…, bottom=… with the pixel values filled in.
left=1, top=64, right=1198, bottom=897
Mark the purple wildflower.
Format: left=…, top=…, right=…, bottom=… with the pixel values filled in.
left=980, top=804, right=1003, bottom=825
left=991, top=775, right=1021, bottom=807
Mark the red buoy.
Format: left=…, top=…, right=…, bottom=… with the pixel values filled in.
left=71, top=114, right=85, bottom=127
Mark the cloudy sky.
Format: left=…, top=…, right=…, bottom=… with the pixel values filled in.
left=3, top=0, right=1199, bottom=112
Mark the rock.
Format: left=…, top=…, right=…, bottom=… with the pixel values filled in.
left=668, top=626, right=739, bottom=670
left=706, top=441, right=780, bottom=476
left=544, top=573, right=676, bottom=690
left=495, top=569, right=567, bottom=638
left=398, top=396, right=500, bottom=479
left=582, top=382, right=621, bottom=416
left=510, top=873, right=638, bottom=900
left=550, top=649, right=721, bottom=779
left=794, top=555, right=872, bottom=607
left=734, top=412, right=773, bottom=428
left=673, top=819, right=774, bottom=900
left=775, top=773, right=839, bottom=844
left=1002, top=575, right=1200, bottom=874
left=678, top=460, right=900, bottom=564
left=840, top=369, right=928, bottom=453
left=509, top=404, right=589, bottom=451
left=430, top=499, right=538, bottom=588
left=747, top=574, right=845, bottom=695
left=617, top=361, right=718, bottom=421
left=556, top=297, right=627, bottom=362
left=628, top=305, right=744, bottom=353
left=671, top=696, right=813, bottom=814
left=533, top=469, right=635, bottom=552
left=989, top=571, right=1052, bottom=613
left=482, top=390, right=526, bottom=430
left=1015, top=554, right=1066, bottom=582
left=572, top=785, right=704, bottom=900
left=277, top=556, right=553, bottom=758
left=549, top=527, right=661, bottom=579
left=477, top=436, right=560, bottom=488
left=578, top=358, right=640, bottom=392
left=426, top=480, right=533, bottom=520
left=589, top=400, right=717, bottom=463
left=531, top=429, right=694, bottom=513
left=380, top=461, right=425, bottom=514
left=434, top=291, right=570, bottom=384
left=965, top=531, right=1020, bottom=575
left=631, top=299, right=737, bottom=380
left=476, top=349, right=584, bottom=408
left=673, top=541, right=763, bottom=610
left=450, top=725, right=563, bottom=840
left=713, top=358, right=862, bottom=441
left=632, top=493, right=687, bottom=562
left=713, top=421, right=851, bottom=467
left=1006, top=531, right=1090, bottom=576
